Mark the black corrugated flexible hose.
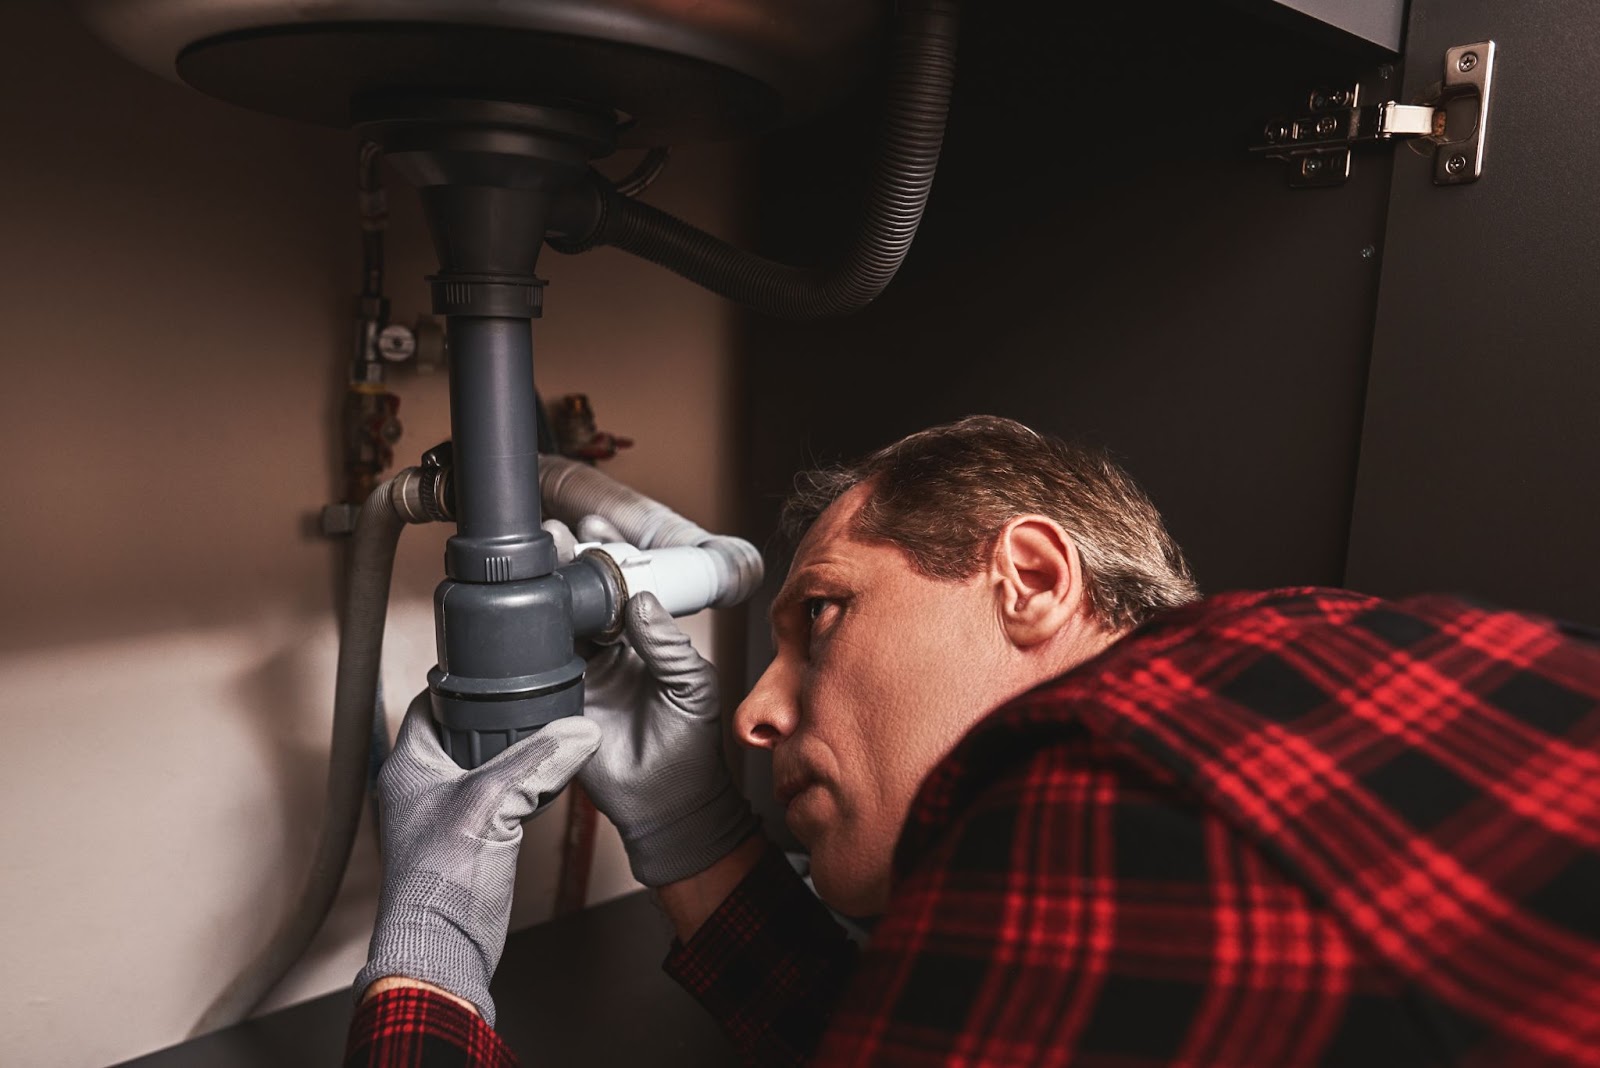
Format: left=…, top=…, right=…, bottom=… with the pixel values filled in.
left=552, top=0, right=959, bottom=320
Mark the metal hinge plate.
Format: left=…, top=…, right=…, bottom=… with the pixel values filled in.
left=1254, top=41, right=1497, bottom=189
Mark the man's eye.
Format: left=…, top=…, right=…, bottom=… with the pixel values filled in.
left=804, top=597, right=831, bottom=624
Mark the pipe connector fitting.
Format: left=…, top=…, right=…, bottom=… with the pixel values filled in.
left=390, top=465, right=452, bottom=524
left=429, top=572, right=586, bottom=767
left=571, top=548, right=627, bottom=643
left=575, top=541, right=736, bottom=624
left=538, top=452, right=766, bottom=610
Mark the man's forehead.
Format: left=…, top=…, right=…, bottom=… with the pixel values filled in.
left=767, top=485, right=876, bottom=628
left=789, top=483, right=873, bottom=572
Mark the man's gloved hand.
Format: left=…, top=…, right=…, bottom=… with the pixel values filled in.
left=542, top=514, right=759, bottom=886
left=580, top=591, right=760, bottom=888
left=541, top=513, right=629, bottom=561
left=354, top=691, right=601, bottom=1026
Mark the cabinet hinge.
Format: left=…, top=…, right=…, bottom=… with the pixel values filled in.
left=1254, top=41, right=1496, bottom=189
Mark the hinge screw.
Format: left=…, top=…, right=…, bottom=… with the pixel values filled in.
left=1378, top=64, right=1395, bottom=81
left=1302, top=156, right=1325, bottom=177
left=1265, top=121, right=1289, bottom=143
left=1361, top=245, right=1376, bottom=260
left=1315, top=115, right=1339, bottom=137
left=1446, top=154, right=1469, bottom=175
left=1458, top=52, right=1479, bottom=73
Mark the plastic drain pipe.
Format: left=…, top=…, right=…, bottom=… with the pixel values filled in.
left=195, top=471, right=441, bottom=1035
left=197, top=460, right=758, bottom=1030
left=539, top=453, right=763, bottom=607
left=196, top=0, right=944, bottom=1004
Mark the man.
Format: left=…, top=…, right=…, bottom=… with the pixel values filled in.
left=345, top=416, right=1600, bottom=1066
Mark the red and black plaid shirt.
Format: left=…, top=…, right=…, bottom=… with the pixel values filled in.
left=347, top=588, right=1600, bottom=1067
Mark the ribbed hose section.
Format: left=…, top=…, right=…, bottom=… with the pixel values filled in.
left=193, top=479, right=407, bottom=1035
left=540, top=454, right=763, bottom=607
left=584, top=0, right=957, bottom=320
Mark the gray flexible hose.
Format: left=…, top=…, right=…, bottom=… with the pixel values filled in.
left=558, top=0, right=958, bottom=320
left=193, top=477, right=408, bottom=1035
left=540, top=454, right=763, bottom=607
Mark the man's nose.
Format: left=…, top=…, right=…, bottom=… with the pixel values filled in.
left=733, top=660, right=798, bottom=750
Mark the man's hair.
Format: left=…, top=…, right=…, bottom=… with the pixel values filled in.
left=779, top=416, right=1199, bottom=631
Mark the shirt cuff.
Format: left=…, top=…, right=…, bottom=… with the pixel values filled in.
left=664, top=843, right=858, bottom=1065
left=345, top=985, right=518, bottom=1068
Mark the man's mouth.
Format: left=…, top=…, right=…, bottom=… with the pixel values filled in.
left=775, top=773, right=819, bottom=809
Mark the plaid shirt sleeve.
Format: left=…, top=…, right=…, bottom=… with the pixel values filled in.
left=344, top=986, right=517, bottom=1068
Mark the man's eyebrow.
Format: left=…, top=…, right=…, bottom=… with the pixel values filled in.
left=767, top=564, right=832, bottom=626
left=768, top=580, right=803, bottom=627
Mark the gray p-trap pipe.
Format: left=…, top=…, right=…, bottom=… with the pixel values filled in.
left=430, top=308, right=587, bottom=766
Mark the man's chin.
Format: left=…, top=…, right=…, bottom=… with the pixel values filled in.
left=808, top=846, right=889, bottom=918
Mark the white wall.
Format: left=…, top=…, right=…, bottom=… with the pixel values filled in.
left=0, top=6, right=748, bottom=1066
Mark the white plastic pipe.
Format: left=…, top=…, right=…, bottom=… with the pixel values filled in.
left=540, top=454, right=763, bottom=608
left=578, top=542, right=723, bottom=618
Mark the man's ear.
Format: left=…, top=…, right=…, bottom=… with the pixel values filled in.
left=990, top=515, right=1083, bottom=648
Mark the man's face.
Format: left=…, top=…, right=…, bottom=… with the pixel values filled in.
left=733, top=485, right=1018, bottom=915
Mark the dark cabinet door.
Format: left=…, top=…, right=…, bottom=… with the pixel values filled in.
left=1345, top=0, right=1600, bottom=624
left=738, top=2, right=1397, bottom=597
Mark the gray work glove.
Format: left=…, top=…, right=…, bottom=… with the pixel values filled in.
left=354, top=691, right=601, bottom=1026
left=541, top=513, right=621, bottom=561
left=579, top=591, right=760, bottom=886
left=543, top=515, right=759, bottom=886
